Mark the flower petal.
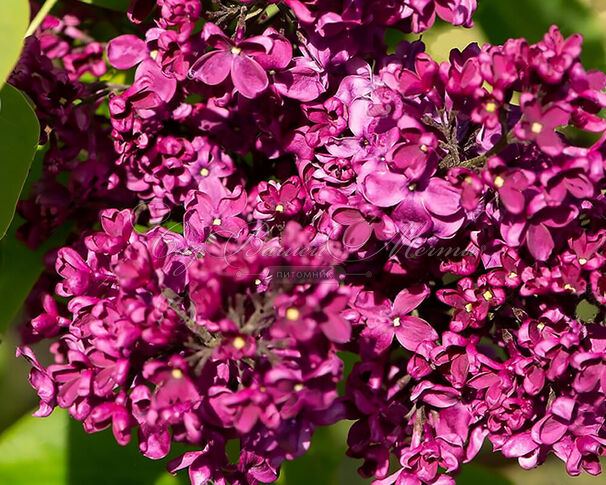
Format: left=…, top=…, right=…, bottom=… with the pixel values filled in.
left=189, top=50, right=232, bottom=85
left=106, top=35, right=147, bottom=70
left=231, top=55, right=269, bottom=99
left=394, top=316, right=438, bottom=353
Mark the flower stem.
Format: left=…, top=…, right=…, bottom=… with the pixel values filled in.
left=25, top=0, right=59, bottom=37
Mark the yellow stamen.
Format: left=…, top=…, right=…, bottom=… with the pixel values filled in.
left=393, top=317, right=401, bottom=327
left=494, top=176, right=505, bottom=188
left=465, top=303, right=473, bottom=313
left=564, top=284, right=575, bottom=292
left=231, top=46, right=242, bottom=55
left=233, top=337, right=246, bottom=350
left=408, top=183, right=417, bottom=192
left=294, top=383, right=304, bottom=392
left=508, top=272, right=518, bottom=279
left=420, top=144, right=429, bottom=153
left=286, top=307, right=300, bottom=321
left=275, top=204, right=285, bottom=213
left=579, top=258, right=587, bottom=265
left=212, top=218, right=222, bottom=226
left=482, top=290, right=494, bottom=301
left=171, top=369, right=184, bottom=379
left=200, top=168, right=210, bottom=177
left=531, top=122, right=543, bottom=134
left=485, top=102, right=497, bottom=113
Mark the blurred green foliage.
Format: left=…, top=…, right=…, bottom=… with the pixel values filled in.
left=79, top=0, right=131, bottom=11
left=475, top=0, right=606, bottom=71
left=0, top=409, right=191, bottom=484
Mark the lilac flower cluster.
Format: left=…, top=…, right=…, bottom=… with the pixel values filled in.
left=20, top=208, right=351, bottom=483
left=14, top=1, right=606, bottom=485
left=10, top=12, right=134, bottom=248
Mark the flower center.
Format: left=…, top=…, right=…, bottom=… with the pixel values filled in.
left=294, top=383, right=304, bottom=392
left=393, top=316, right=401, bottom=327
left=564, top=283, right=575, bottom=292
left=286, top=307, right=300, bottom=321
left=508, top=271, right=518, bottom=279
left=494, top=176, right=505, bottom=188
left=212, top=218, right=222, bottom=226
left=275, top=204, right=285, bottom=213
left=408, top=183, right=417, bottom=192
left=531, top=122, right=543, bottom=134
left=420, top=144, right=428, bottom=153
left=465, top=303, right=473, bottom=313
left=482, top=290, right=494, bottom=301
left=579, top=258, right=587, bottom=265
left=200, top=167, right=210, bottom=177
left=485, top=102, right=497, bottom=113
left=233, top=336, right=246, bottom=350
left=231, top=46, right=242, bottom=55
left=171, top=369, right=184, bottom=379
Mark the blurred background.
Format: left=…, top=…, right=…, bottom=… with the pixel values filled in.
left=1, top=0, right=606, bottom=483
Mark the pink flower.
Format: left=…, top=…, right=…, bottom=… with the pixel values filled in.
left=357, top=285, right=437, bottom=356
left=515, top=97, right=570, bottom=156
left=189, top=24, right=292, bottom=99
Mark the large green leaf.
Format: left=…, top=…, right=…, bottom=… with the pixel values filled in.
left=0, top=142, right=72, bottom=335
left=0, top=141, right=73, bottom=335
left=79, top=0, right=132, bottom=11
left=0, top=0, right=29, bottom=88
left=0, top=83, right=40, bottom=239
left=475, top=0, right=606, bottom=71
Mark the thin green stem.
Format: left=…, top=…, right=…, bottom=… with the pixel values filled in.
left=25, top=0, right=59, bottom=38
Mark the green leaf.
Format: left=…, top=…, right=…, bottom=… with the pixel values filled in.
left=475, top=0, right=606, bottom=71
left=0, top=142, right=72, bottom=334
left=576, top=299, right=600, bottom=323
left=78, top=0, right=132, bottom=11
left=0, top=0, right=29, bottom=87
left=0, top=83, right=40, bottom=239
left=0, top=142, right=74, bottom=335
